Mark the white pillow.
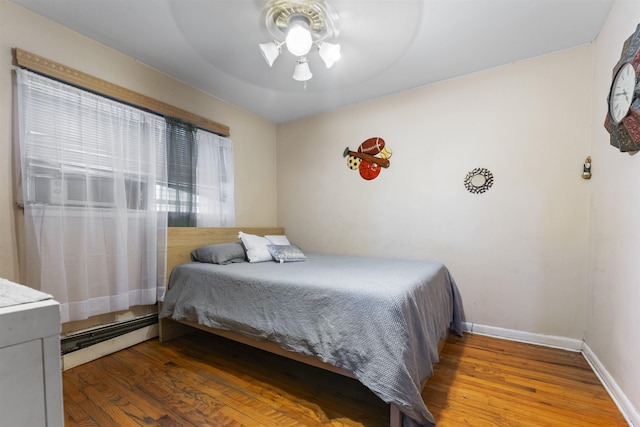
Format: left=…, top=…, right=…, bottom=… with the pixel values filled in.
left=238, top=231, right=272, bottom=263
left=265, top=235, right=291, bottom=246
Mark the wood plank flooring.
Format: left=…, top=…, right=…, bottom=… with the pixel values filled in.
left=62, top=331, right=628, bottom=426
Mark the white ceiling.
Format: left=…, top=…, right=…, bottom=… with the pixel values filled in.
left=11, top=0, right=614, bottom=124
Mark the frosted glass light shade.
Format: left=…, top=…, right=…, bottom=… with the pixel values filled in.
left=259, top=42, right=281, bottom=66
left=318, top=42, right=341, bottom=68
left=292, top=58, right=313, bottom=81
left=286, top=23, right=313, bottom=56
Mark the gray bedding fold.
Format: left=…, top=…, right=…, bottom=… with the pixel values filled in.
left=160, top=254, right=464, bottom=426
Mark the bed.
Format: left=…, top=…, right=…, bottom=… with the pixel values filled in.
left=159, top=227, right=464, bottom=427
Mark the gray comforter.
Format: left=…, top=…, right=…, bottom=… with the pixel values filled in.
left=160, top=254, right=464, bottom=426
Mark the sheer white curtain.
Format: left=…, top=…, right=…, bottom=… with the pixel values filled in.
left=16, top=69, right=168, bottom=323
left=195, top=130, right=235, bottom=227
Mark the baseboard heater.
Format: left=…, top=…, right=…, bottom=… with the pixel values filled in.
left=60, top=314, right=158, bottom=355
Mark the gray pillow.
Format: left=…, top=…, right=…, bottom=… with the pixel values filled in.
left=191, top=242, right=247, bottom=264
left=267, top=244, right=306, bottom=263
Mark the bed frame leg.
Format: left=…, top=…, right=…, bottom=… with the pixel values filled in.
left=390, top=404, right=402, bottom=427
left=158, top=315, right=195, bottom=343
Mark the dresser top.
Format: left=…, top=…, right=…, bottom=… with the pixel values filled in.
left=0, top=278, right=53, bottom=308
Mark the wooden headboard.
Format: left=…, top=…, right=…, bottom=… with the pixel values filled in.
left=166, top=227, right=284, bottom=283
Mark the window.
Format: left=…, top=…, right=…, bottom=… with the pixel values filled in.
left=15, top=48, right=235, bottom=322
left=19, top=75, right=163, bottom=211
left=159, top=118, right=235, bottom=227
left=16, top=68, right=234, bottom=322
left=19, top=73, right=235, bottom=225
left=17, top=68, right=167, bottom=322
left=164, top=118, right=197, bottom=226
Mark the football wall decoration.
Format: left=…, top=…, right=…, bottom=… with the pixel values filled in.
left=344, top=137, right=392, bottom=180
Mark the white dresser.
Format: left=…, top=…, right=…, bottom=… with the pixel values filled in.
left=0, top=279, right=64, bottom=427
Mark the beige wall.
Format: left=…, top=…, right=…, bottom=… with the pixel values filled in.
left=276, top=2, right=640, bottom=420
left=0, top=1, right=278, bottom=285
left=277, top=46, right=592, bottom=341
left=588, top=0, right=640, bottom=421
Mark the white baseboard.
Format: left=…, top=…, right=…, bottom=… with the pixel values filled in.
left=462, top=322, right=636, bottom=426
left=462, top=322, right=583, bottom=351
left=61, top=323, right=158, bottom=370
left=582, top=343, right=639, bottom=427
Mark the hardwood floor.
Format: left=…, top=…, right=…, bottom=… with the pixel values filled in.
left=425, top=334, right=627, bottom=426
left=62, top=331, right=627, bottom=426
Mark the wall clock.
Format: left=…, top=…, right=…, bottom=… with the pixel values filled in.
left=605, top=23, right=640, bottom=152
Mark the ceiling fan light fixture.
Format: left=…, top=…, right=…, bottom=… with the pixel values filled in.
left=318, top=42, right=341, bottom=68
left=292, top=57, right=313, bottom=81
left=258, top=41, right=282, bottom=66
left=259, top=0, right=340, bottom=85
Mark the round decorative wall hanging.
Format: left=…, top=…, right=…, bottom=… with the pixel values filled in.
left=604, top=23, right=640, bottom=152
left=464, top=167, right=494, bottom=194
